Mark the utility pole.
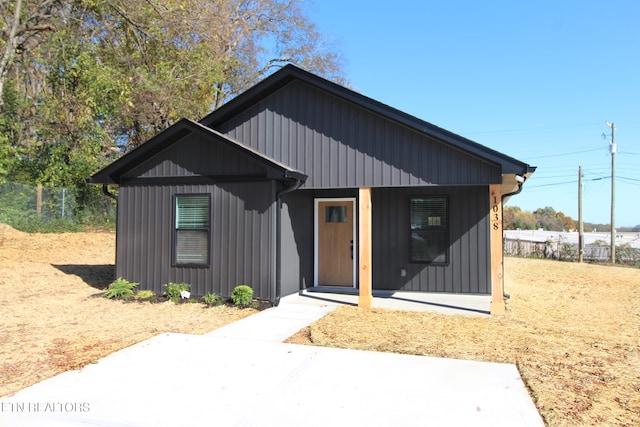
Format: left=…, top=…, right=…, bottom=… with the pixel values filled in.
left=578, top=166, right=583, bottom=263
left=606, top=121, right=616, bottom=264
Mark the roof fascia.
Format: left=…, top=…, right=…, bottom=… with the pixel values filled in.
left=88, top=118, right=307, bottom=185
left=88, top=121, right=192, bottom=185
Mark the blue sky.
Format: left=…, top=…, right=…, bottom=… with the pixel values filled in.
left=304, top=0, right=640, bottom=227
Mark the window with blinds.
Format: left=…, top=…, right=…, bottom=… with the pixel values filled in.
left=410, top=197, right=448, bottom=264
left=174, top=195, right=210, bottom=266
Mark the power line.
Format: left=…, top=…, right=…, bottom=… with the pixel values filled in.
left=524, top=147, right=605, bottom=160
left=584, top=171, right=610, bottom=179
left=527, top=181, right=578, bottom=188
left=526, top=176, right=609, bottom=189
left=618, top=175, right=640, bottom=182
left=618, top=176, right=640, bottom=187
left=461, top=123, right=603, bottom=136
left=533, top=173, right=584, bottom=180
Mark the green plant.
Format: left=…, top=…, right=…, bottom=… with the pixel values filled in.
left=103, top=278, right=139, bottom=299
left=202, top=292, right=224, bottom=306
left=515, top=240, right=524, bottom=257
left=134, top=289, right=155, bottom=301
left=616, top=243, right=640, bottom=266
left=558, top=241, right=578, bottom=261
left=164, top=282, right=191, bottom=303
left=231, top=285, right=253, bottom=306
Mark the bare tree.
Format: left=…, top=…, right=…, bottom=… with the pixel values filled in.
left=0, top=0, right=66, bottom=106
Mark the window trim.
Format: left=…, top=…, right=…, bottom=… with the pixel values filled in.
left=409, top=196, right=450, bottom=265
left=173, top=193, right=211, bottom=268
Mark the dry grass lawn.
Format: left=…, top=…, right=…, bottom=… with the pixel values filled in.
left=1, top=225, right=638, bottom=426
left=286, top=257, right=640, bottom=426
left=0, top=225, right=256, bottom=398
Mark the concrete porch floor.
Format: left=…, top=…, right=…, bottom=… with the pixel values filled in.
left=283, top=287, right=492, bottom=316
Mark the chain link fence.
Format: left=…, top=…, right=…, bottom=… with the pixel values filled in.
left=0, top=182, right=116, bottom=231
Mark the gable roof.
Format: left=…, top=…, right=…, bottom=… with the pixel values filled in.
left=201, top=64, right=535, bottom=176
left=88, top=118, right=307, bottom=185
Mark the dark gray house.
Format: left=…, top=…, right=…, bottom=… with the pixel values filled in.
left=89, top=65, right=535, bottom=314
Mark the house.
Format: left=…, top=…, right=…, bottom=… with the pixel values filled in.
left=89, top=65, right=535, bottom=315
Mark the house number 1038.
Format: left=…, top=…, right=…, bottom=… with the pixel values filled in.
left=491, top=196, right=500, bottom=231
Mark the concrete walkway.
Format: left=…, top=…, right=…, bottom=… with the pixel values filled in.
left=0, top=296, right=544, bottom=427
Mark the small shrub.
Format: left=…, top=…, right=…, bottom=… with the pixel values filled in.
left=231, top=285, right=253, bottom=306
left=203, top=292, right=224, bottom=306
left=134, top=290, right=155, bottom=301
left=616, top=243, right=640, bottom=265
left=558, top=242, right=578, bottom=261
left=164, top=282, right=191, bottom=303
left=104, top=278, right=139, bottom=300
left=515, top=240, right=524, bottom=257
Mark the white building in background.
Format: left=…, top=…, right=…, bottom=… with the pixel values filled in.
left=503, top=230, right=640, bottom=263
left=504, top=229, right=640, bottom=249
left=504, top=230, right=640, bottom=249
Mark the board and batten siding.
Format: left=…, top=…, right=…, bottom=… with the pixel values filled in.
left=123, top=132, right=266, bottom=179
left=114, top=129, right=279, bottom=300
left=372, top=186, right=490, bottom=294
left=216, top=80, right=501, bottom=189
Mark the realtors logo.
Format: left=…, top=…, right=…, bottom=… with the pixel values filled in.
left=0, top=401, right=90, bottom=413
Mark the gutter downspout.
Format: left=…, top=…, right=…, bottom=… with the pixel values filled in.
left=101, top=184, right=118, bottom=283
left=102, top=185, right=118, bottom=200
left=501, top=177, right=525, bottom=201
left=274, top=176, right=304, bottom=306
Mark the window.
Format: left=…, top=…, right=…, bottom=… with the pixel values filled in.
left=174, top=194, right=210, bottom=266
left=325, top=206, right=348, bottom=223
left=410, top=197, right=448, bottom=264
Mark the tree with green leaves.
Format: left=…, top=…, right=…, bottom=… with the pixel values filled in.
left=0, top=0, right=345, bottom=226
left=504, top=206, right=537, bottom=230
left=505, top=206, right=577, bottom=231
left=75, top=0, right=345, bottom=148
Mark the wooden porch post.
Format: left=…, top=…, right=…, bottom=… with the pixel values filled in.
left=358, top=187, right=373, bottom=308
left=489, top=184, right=506, bottom=315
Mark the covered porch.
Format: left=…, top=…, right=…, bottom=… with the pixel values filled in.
left=286, top=286, right=492, bottom=316
left=354, top=186, right=506, bottom=315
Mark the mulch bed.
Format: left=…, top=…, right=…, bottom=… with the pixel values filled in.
left=95, top=292, right=274, bottom=310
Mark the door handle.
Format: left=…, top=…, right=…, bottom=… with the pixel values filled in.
left=350, top=240, right=354, bottom=259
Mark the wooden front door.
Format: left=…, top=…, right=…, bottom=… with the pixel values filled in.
left=316, top=199, right=355, bottom=286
